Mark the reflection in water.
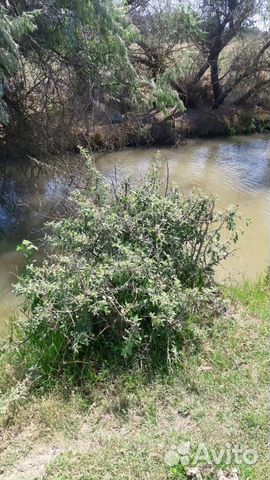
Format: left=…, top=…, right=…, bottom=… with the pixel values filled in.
left=0, top=134, right=269, bottom=333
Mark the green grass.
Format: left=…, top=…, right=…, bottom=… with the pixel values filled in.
left=0, top=278, right=268, bottom=480
left=224, top=274, right=269, bottom=321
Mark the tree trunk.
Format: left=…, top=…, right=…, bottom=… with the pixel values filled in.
left=189, top=62, right=209, bottom=90
left=210, top=56, right=222, bottom=107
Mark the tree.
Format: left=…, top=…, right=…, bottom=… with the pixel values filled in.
left=129, top=1, right=202, bottom=110
left=4, top=0, right=138, bottom=100
left=190, top=0, right=267, bottom=107
left=1, top=1, right=138, bottom=152
left=0, top=5, right=37, bottom=125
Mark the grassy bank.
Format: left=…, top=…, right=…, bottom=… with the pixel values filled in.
left=0, top=277, right=268, bottom=480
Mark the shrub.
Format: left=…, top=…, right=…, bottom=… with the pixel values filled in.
left=14, top=153, right=241, bottom=380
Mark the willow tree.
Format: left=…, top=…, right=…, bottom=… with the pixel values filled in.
left=36, top=0, right=138, bottom=104
left=0, top=6, right=37, bottom=125
left=129, top=0, right=202, bottom=111
left=1, top=0, right=138, bottom=153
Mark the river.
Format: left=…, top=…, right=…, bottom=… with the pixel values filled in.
left=0, top=134, right=269, bottom=334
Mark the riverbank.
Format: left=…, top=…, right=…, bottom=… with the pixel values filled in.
left=0, top=277, right=268, bottom=480
left=81, top=105, right=270, bottom=152
left=1, top=105, right=270, bottom=158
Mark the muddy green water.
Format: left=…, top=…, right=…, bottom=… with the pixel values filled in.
left=0, top=134, right=269, bottom=334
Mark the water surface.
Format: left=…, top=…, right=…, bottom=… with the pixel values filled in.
left=96, top=135, right=270, bottom=282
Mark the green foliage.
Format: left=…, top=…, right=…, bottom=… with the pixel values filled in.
left=0, top=6, right=37, bottom=124
left=151, top=80, right=185, bottom=113
left=14, top=152, right=241, bottom=381
left=245, top=118, right=257, bottom=135
left=137, top=5, right=202, bottom=52
left=131, top=3, right=203, bottom=111
left=44, top=0, right=138, bottom=100
left=1, top=0, right=138, bottom=135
